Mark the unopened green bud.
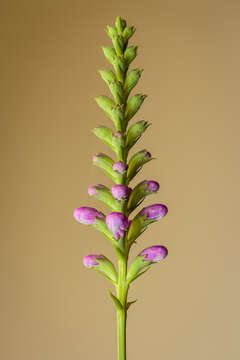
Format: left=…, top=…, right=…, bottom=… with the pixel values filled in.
left=115, top=16, right=127, bottom=34
left=109, top=81, right=124, bottom=104
left=124, top=68, right=143, bottom=98
left=92, top=126, right=114, bottom=149
left=113, top=57, right=127, bottom=83
left=95, top=95, right=115, bottom=119
left=122, top=26, right=136, bottom=42
left=99, top=69, right=116, bottom=84
left=125, top=94, right=147, bottom=123
left=106, top=25, right=118, bottom=39
left=124, top=46, right=138, bottom=66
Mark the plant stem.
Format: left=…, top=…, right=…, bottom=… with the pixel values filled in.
left=117, top=254, right=128, bottom=360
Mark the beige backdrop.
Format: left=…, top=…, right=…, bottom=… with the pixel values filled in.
left=1, top=0, right=240, bottom=359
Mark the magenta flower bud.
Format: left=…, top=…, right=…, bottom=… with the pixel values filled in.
left=88, top=184, right=105, bottom=196
left=143, top=180, right=159, bottom=192
left=113, top=161, right=128, bottom=174
left=73, top=207, right=104, bottom=224
left=114, top=131, right=123, bottom=137
left=140, top=245, right=168, bottom=262
left=106, top=212, right=130, bottom=240
left=111, top=185, right=132, bottom=200
left=140, top=204, right=168, bottom=220
left=92, top=153, right=105, bottom=162
left=139, top=149, right=151, bottom=158
left=83, top=254, right=105, bottom=268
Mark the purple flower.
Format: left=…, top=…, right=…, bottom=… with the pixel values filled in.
left=88, top=184, right=105, bottom=196
left=140, top=204, right=168, bottom=220
left=83, top=254, right=105, bottom=268
left=139, top=149, right=151, bottom=158
left=73, top=207, right=104, bottom=224
left=106, top=212, right=130, bottom=240
left=113, top=161, right=128, bottom=174
left=111, top=185, right=132, bottom=200
left=143, top=180, right=159, bottom=192
left=140, top=245, right=168, bottom=262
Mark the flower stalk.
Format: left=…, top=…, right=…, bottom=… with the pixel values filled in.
left=73, top=16, right=169, bottom=360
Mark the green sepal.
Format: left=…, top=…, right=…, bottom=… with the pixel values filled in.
left=106, top=25, right=118, bottom=38
left=96, top=270, right=116, bottom=284
left=93, top=218, right=124, bottom=254
left=122, top=26, right=136, bottom=42
left=124, top=68, right=143, bottom=99
left=125, top=94, right=147, bottom=124
left=124, top=46, right=138, bottom=66
left=126, top=299, right=137, bottom=309
left=126, top=150, right=153, bottom=184
left=115, top=16, right=127, bottom=35
left=109, top=290, right=123, bottom=310
left=127, top=213, right=147, bottom=245
left=95, top=257, right=118, bottom=283
left=99, top=69, right=116, bottom=84
left=127, top=255, right=152, bottom=284
left=127, top=180, right=158, bottom=214
left=106, top=26, right=124, bottom=56
left=127, top=267, right=150, bottom=284
left=125, top=120, right=150, bottom=150
left=109, top=81, right=124, bottom=104
left=92, top=126, right=114, bottom=150
left=102, top=46, right=117, bottom=64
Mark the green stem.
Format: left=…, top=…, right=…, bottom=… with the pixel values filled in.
left=117, top=254, right=129, bottom=360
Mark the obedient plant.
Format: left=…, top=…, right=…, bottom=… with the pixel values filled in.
left=73, top=16, right=168, bottom=360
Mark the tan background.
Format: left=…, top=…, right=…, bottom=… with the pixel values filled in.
left=1, top=0, right=240, bottom=359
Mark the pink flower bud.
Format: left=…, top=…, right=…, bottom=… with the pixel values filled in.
left=88, top=184, right=105, bottom=196
left=106, top=212, right=130, bottom=240
left=139, top=149, right=151, bottom=158
left=92, top=153, right=105, bottom=162
left=73, top=207, right=104, bottom=224
left=83, top=254, right=105, bottom=268
left=140, top=204, right=168, bottom=220
left=143, top=180, right=159, bottom=192
left=140, top=245, right=168, bottom=262
left=114, top=131, right=123, bottom=137
left=111, top=185, right=132, bottom=200
left=113, top=161, right=128, bottom=174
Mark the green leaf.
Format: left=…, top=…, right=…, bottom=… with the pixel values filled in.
left=124, top=46, right=138, bottom=66
left=108, top=291, right=123, bottom=310
left=125, top=94, right=147, bottom=123
left=126, top=120, right=150, bottom=150
left=126, top=299, right=137, bottom=309
left=124, top=68, right=143, bottom=98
